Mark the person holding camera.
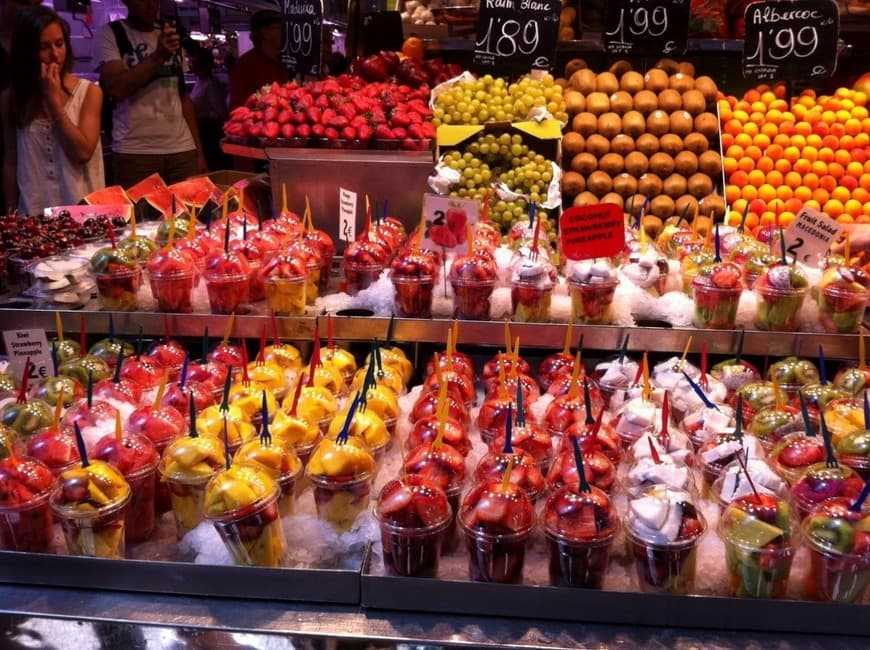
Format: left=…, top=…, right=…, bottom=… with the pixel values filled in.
left=94, top=0, right=206, bottom=187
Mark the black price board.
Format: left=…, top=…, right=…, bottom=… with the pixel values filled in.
left=742, top=0, right=839, bottom=82
left=281, top=0, right=323, bottom=77
left=602, top=0, right=690, bottom=57
left=472, top=0, right=560, bottom=76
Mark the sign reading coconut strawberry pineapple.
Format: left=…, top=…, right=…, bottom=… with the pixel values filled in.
left=602, top=0, right=691, bottom=57
left=281, top=0, right=323, bottom=77
left=559, top=204, right=625, bottom=261
left=422, top=194, right=480, bottom=254
left=472, top=0, right=560, bottom=76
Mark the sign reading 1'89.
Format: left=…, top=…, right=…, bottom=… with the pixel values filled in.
left=281, top=0, right=323, bottom=77
left=472, top=0, right=560, bottom=76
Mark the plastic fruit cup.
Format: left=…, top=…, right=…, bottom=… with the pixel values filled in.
left=148, top=270, right=195, bottom=313
left=303, top=261, right=321, bottom=305
left=123, top=460, right=159, bottom=544
left=160, top=466, right=215, bottom=540
left=205, top=485, right=285, bottom=567
left=203, top=270, right=249, bottom=315
left=95, top=268, right=141, bottom=311
left=450, top=278, right=495, bottom=320
left=51, top=491, right=131, bottom=558
left=569, top=278, right=618, bottom=325
left=391, top=275, right=434, bottom=318
left=276, top=464, right=303, bottom=517
left=511, top=280, right=552, bottom=323
left=306, top=471, right=372, bottom=533
left=755, top=284, right=808, bottom=332
left=0, top=491, right=53, bottom=553
left=722, top=534, right=796, bottom=598
left=460, top=524, right=532, bottom=584
left=246, top=259, right=266, bottom=303
left=817, top=284, right=869, bottom=334
left=344, top=261, right=383, bottom=295
left=768, top=434, right=826, bottom=485
left=691, top=280, right=742, bottom=329
left=264, top=276, right=306, bottom=316
left=378, top=516, right=451, bottom=577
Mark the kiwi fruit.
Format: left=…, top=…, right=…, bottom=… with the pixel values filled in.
left=633, top=90, right=658, bottom=114
left=599, top=152, right=625, bottom=175
left=677, top=61, right=696, bottom=77
left=687, top=173, right=714, bottom=198
left=611, top=134, right=635, bottom=156
left=694, top=112, right=719, bottom=139
left=637, top=173, right=663, bottom=196
left=571, top=152, right=598, bottom=175
left=674, top=150, right=699, bottom=176
left=613, top=173, right=639, bottom=197
left=595, top=72, right=619, bottom=95
left=650, top=195, right=676, bottom=219
left=573, top=191, right=599, bottom=207
left=659, top=133, right=684, bottom=157
left=600, top=192, right=625, bottom=209
left=608, top=60, right=633, bottom=76
left=646, top=110, right=671, bottom=137
left=693, top=76, right=718, bottom=103
left=570, top=68, right=596, bottom=94
left=681, top=90, right=707, bottom=116
left=609, top=91, right=633, bottom=115
left=649, top=152, right=675, bottom=177
left=571, top=112, right=598, bottom=136
left=565, top=90, right=586, bottom=115
left=643, top=215, right=665, bottom=240
left=625, top=194, right=646, bottom=218
left=597, top=112, right=623, bottom=139
left=587, top=171, right=614, bottom=196
left=698, top=193, right=726, bottom=219
left=622, top=111, right=647, bottom=138
left=698, top=150, right=722, bottom=176
left=644, top=68, right=668, bottom=92
left=636, top=133, right=660, bottom=156
left=586, top=134, right=611, bottom=157
left=658, top=89, right=682, bottom=113
left=655, top=58, right=679, bottom=74
left=669, top=73, right=694, bottom=93
left=565, top=58, right=588, bottom=78
left=683, top=132, right=710, bottom=155
left=674, top=194, right=699, bottom=220
left=562, top=171, right=586, bottom=197
left=563, top=132, right=586, bottom=157
left=620, top=71, right=644, bottom=94
left=586, top=92, right=611, bottom=115
left=624, top=151, right=650, bottom=176
left=663, top=173, right=688, bottom=198
left=669, top=110, right=694, bottom=137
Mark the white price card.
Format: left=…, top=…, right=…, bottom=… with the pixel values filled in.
left=783, top=206, right=843, bottom=267
left=2, top=329, right=52, bottom=384
left=339, top=188, right=357, bottom=243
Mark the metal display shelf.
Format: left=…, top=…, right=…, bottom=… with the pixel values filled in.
left=7, top=308, right=863, bottom=360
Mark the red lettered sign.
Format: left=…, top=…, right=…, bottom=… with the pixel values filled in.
left=560, top=204, right=625, bottom=261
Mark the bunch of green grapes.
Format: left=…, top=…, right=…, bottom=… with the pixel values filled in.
left=507, top=74, right=568, bottom=124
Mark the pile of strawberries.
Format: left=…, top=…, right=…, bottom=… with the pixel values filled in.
left=224, top=74, right=436, bottom=148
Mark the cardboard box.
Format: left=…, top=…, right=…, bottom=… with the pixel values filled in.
left=435, top=119, right=563, bottom=165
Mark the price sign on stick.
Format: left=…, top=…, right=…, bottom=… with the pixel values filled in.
left=281, top=0, right=323, bottom=77
left=783, top=206, right=843, bottom=267
left=560, top=204, right=625, bottom=261
left=421, top=194, right=480, bottom=254
left=2, top=329, right=51, bottom=383
left=602, top=0, right=691, bottom=56
left=742, top=0, right=838, bottom=81
left=339, top=188, right=357, bottom=244
left=472, top=0, right=560, bottom=76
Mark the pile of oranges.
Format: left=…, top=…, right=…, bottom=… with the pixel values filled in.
left=719, top=83, right=870, bottom=232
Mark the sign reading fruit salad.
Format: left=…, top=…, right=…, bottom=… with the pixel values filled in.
left=472, top=0, right=560, bottom=76
left=742, top=0, right=838, bottom=81
left=602, top=0, right=691, bottom=56
left=421, top=194, right=480, bottom=254
left=281, top=0, right=323, bottom=77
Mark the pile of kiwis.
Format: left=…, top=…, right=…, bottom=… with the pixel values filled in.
left=558, top=58, right=726, bottom=236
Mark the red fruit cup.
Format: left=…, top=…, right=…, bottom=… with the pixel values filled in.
left=458, top=480, right=536, bottom=584
left=537, top=352, right=574, bottom=393
left=802, top=497, right=870, bottom=602
left=476, top=396, right=522, bottom=445
left=542, top=483, right=618, bottom=588
left=148, top=270, right=195, bottom=313
left=769, top=433, right=827, bottom=485
left=569, top=277, right=619, bottom=325
left=375, top=475, right=452, bottom=577
left=691, top=278, right=742, bottom=329
left=344, top=261, right=384, bottom=295
left=561, top=419, right=623, bottom=465
left=543, top=395, right=596, bottom=439
left=481, top=354, right=533, bottom=391
left=491, top=423, right=553, bottom=474
left=392, top=274, right=435, bottom=318
left=406, top=416, right=471, bottom=458
left=412, top=390, right=470, bottom=428
left=474, top=451, right=547, bottom=504
left=450, top=277, right=495, bottom=321
left=817, top=282, right=870, bottom=334
left=26, top=428, right=80, bottom=476
left=204, top=270, right=250, bottom=315
left=546, top=446, right=617, bottom=494
left=484, top=373, right=540, bottom=406
left=511, top=269, right=553, bottom=323
left=95, top=267, right=141, bottom=311
left=790, top=462, right=866, bottom=521
left=423, top=369, right=476, bottom=409
left=404, top=443, right=466, bottom=551
left=0, top=456, right=54, bottom=552
left=308, top=471, right=372, bottom=533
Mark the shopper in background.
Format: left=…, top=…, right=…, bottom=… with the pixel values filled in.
left=228, top=10, right=289, bottom=111
left=94, top=0, right=205, bottom=187
left=189, top=46, right=231, bottom=172
left=1, top=6, right=104, bottom=214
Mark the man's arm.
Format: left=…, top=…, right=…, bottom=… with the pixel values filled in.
left=98, top=24, right=180, bottom=102
left=181, top=94, right=207, bottom=172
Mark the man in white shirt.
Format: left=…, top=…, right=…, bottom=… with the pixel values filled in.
left=93, top=0, right=206, bottom=187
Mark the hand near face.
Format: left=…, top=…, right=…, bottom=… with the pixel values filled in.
left=156, top=23, right=181, bottom=61
left=40, top=62, right=64, bottom=103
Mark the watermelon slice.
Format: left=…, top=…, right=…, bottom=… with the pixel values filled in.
left=126, top=173, right=173, bottom=222
left=169, top=177, right=221, bottom=220
left=81, top=185, right=130, bottom=206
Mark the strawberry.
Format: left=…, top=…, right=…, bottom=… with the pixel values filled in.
left=429, top=224, right=456, bottom=248
left=341, top=126, right=357, bottom=140
left=358, top=124, right=373, bottom=141
left=392, top=127, right=408, bottom=139
left=306, top=106, right=322, bottom=124
left=329, top=115, right=349, bottom=129
left=325, top=127, right=340, bottom=140
left=263, top=107, right=279, bottom=123
left=407, top=111, right=423, bottom=124
left=248, top=122, right=263, bottom=138
left=390, top=112, right=411, bottom=128
left=262, top=122, right=280, bottom=139
left=311, top=123, right=326, bottom=137
left=408, top=123, right=426, bottom=140
left=314, top=94, right=330, bottom=109
left=292, top=111, right=306, bottom=124
left=351, top=115, right=368, bottom=129
left=280, top=123, right=296, bottom=139
left=277, top=109, right=291, bottom=125
left=337, top=103, right=356, bottom=121
left=296, top=123, right=311, bottom=138
left=374, top=124, right=393, bottom=140
left=321, top=108, right=336, bottom=125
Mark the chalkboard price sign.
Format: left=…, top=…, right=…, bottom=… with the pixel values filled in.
left=742, top=0, right=839, bottom=81
left=472, top=0, right=560, bottom=76
left=281, top=0, right=323, bottom=77
left=602, top=0, right=690, bottom=56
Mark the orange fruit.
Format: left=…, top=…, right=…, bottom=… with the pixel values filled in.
left=846, top=161, right=864, bottom=178
left=833, top=149, right=851, bottom=167
left=765, top=170, right=784, bottom=186
left=860, top=173, right=870, bottom=190
left=784, top=171, right=803, bottom=189
left=757, top=156, right=774, bottom=173
left=748, top=169, right=765, bottom=187
left=852, top=187, right=869, bottom=203
left=745, top=145, right=762, bottom=161
left=734, top=132, right=753, bottom=148
left=774, top=158, right=792, bottom=175
left=738, top=156, right=755, bottom=172
left=758, top=184, right=776, bottom=202
left=726, top=184, right=741, bottom=204
left=723, top=156, right=738, bottom=176
left=794, top=186, right=812, bottom=202
left=846, top=118, right=863, bottom=136
left=773, top=133, right=791, bottom=147
left=802, top=146, right=819, bottom=163
left=819, top=174, right=838, bottom=192
left=779, top=211, right=796, bottom=227
left=807, top=134, right=823, bottom=148
left=742, top=184, right=759, bottom=201
left=810, top=160, right=828, bottom=176
left=753, top=133, right=771, bottom=149
left=805, top=199, right=821, bottom=211
left=793, top=158, right=811, bottom=175
left=845, top=199, right=863, bottom=217
left=401, top=37, right=425, bottom=60
left=750, top=198, right=768, bottom=215
left=828, top=162, right=846, bottom=179
left=785, top=197, right=803, bottom=213
left=812, top=188, right=830, bottom=204
left=836, top=213, right=854, bottom=224
left=766, top=143, right=783, bottom=160
left=824, top=199, right=844, bottom=217
left=819, top=147, right=835, bottom=163
left=761, top=123, right=780, bottom=139
left=776, top=185, right=793, bottom=201
left=743, top=122, right=760, bottom=137
left=831, top=186, right=851, bottom=203
left=803, top=172, right=820, bottom=190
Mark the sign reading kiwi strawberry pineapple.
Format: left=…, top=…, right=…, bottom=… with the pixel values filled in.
left=472, top=0, right=560, bottom=76
left=741, top=0, right=838, bottom=82
left=422, top=194, right=479, bottom=253
left=602, top=0, right=691, bottom=57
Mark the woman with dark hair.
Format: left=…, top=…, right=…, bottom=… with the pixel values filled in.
left=1, top=5, right=104, bottom=213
